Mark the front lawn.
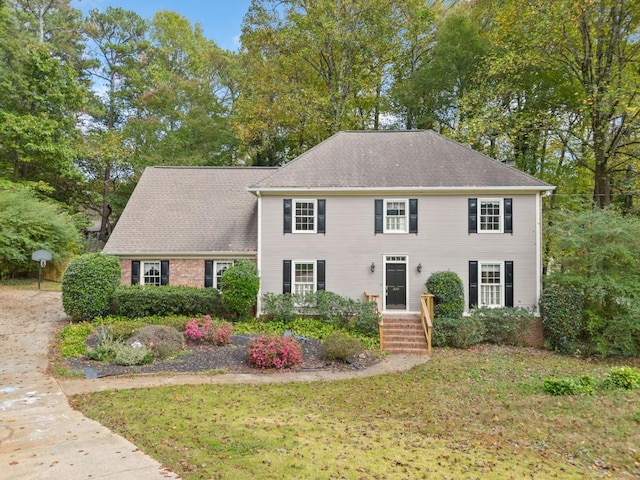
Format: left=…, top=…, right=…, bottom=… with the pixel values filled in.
left=71, top=346, right=640, bottom=479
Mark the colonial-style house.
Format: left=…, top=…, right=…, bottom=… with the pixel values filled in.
left=104, top=130, right=553, bottom=349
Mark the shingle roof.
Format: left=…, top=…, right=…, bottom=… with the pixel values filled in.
left=251, top=130, right=553, bottom=190
left=103, top=167, right=276, bottom=255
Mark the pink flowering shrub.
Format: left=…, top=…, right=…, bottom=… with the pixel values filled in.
left=183, top=315, right=234, bottom=346
left=247, top=335, right=303, bottom=370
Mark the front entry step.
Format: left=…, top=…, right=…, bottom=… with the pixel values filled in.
left=380, top=316, right=430, bottom=355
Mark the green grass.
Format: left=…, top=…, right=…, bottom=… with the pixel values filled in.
left=71, top=345, right=640, bottom=479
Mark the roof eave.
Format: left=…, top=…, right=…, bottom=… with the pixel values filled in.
left=248, top=185, right=556, bottom=195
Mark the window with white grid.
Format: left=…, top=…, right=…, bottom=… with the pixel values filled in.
left=293, top=262, right=315, bottom=295
left=142, top=261, right=161, bottom=286
left=384, top=200, right=408, bottom=233
left=215, top=261, right=233, bottom=290
left=479, top=199, right=502, bottom=232
left=294, top=200, right=316, bottom=232
left=480, top=263, right=503, bottom=307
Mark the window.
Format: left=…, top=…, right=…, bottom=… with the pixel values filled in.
left=283, top=260, right=325, bottom=294
left=215, top=261, right=233, bottom=289
left=385, top=200, right=408, bottom=233
left=293, top=262, right=315, bottom=295
left=480, top=199, right=502, bottom=232
left=375, top=199, right=417, bottom=234
left=143, top=261, right=161, bottom=286
left=294, top=200, right=316, bottom=232
left=480, top=263, right=503, bottom=306
left=284, top=199, right=325, bottom=234
left=469, top=198, right=512, bottom=234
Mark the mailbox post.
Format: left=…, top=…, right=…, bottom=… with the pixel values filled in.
left=31, top=249, right=53, bottom=290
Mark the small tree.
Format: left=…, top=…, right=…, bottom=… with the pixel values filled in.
left=546, top=208, right=640, bottom=356
left=220, top=260, right=260, bottom=319
left=426, top=271, right=464, bottom=318
left=62, top=253, right=121, bottom=321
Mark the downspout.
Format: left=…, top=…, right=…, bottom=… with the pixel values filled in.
left=256, top=191, right=262, bottom=317
left=535, top=192, right=542, bottom=316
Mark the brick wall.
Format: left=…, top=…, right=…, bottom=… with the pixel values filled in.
left=519, top=317, right=545, bottom=347
left=119, top=258, right=206, bottom=287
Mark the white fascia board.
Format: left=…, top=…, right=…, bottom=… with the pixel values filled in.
left=108, top=252, right=257, bottom=259
left=249, top=185, right=556, bottom=196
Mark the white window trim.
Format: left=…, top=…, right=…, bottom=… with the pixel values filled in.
left=478, top=261, right=504, bottom=307
left=293, top=199, right=317, bottom=233
left=292, top=260, right=316, bottom=295
left=478, top=198, right=503, bottom=233
left=141, top=260, right=161, bottom=286
left=382, top=254, right=409, bottom=312
left=383, top=199, right=409, bottom=234
left=214, top=261, right=234, bottom=290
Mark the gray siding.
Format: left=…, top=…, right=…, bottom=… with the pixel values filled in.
left=259, top=194, right=540, bottom=313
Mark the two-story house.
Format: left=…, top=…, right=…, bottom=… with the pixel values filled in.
left=104, top=130, right=553, bottom=318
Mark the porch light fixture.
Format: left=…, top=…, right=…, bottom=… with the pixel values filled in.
left=370, top=262, right=375, bottom=273
left=417, top=263, right=422, bottom=273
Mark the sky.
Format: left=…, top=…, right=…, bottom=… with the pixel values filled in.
left=70, top=0, right=253, bottom=51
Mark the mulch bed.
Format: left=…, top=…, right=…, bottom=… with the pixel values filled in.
left=65, top=334, right=381, bottom=378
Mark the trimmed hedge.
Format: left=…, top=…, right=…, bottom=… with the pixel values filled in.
left=540, top=282, right=584, bottom=353
left=471, top=306, right=534, bottom=345
left=426, top=271, right=464, bottom=318
left=431, top=316, right=485, bottom=348
left=221, top=260, right=260, bottom=318
left=111, top=285, right=222, bottom=318
left=62, top=253, right=121, bottom=321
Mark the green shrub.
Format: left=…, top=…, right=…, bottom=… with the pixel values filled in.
left=103, top=321, right=145, bottom=340
left=261, top=292, right=296, bottom=322
left=600, top=366, right=640, bottom=391
left=62, top=253, right=121, bottom=321
left=543, top=376, right=595, bottom=396
left=111, top=285, right=222, bottom=318
left=322, top=332, right=364, bottom=361
left=426, top=271, right=464, bottom=318
left=221, top=260, right=260, bottom=319
left=112, top=342, right=154, bottom=366
left=350, top=300, right=381, bottom=336
left=129, top=324, right=184, bottom=359
left=432, top=316, right=485, bottom=348
left=540, top=282, right=584, bottom=353
left=471, top=306, right=534, bottom=345
left=59, top=323, right=94, bottom=358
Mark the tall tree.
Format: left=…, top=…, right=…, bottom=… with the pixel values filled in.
left=236, top=0, right=411, bottom=165
left=0, top=0, right=87, bottom=201
left=81, top=7, right=148, bottom=240
left=126, top=11, right=239, bottom=168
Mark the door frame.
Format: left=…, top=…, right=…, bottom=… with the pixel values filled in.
left=383, top=254, right=409, bottom=311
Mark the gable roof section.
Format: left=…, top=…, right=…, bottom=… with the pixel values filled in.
left=250, top=130, right=553, bottom=192
left=103, top=167, right=276, bottom=256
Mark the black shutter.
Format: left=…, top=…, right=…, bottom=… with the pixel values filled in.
left=283, top=199, right=292, bottom=234
left=317, top=260, right=326, bottom=291
left=317, top=199, right=326, bottom=234
left=374, top=199, right=383, bottom=234
left=409, top=199, right=418, bottom=234
left=204, top=260, right=214, bottom=288
left=504, top=198, right=513, bottom=234
left=131, top=260, right=140, bottom=285
left=160, top=260, right=170, bottom=286
left=469, top=261, right=478, bottom=309
left=505, top=261, right=514, bottom=307
left=468, top=198, right=477, bottom=234
left=283, top=260, right=291, bottom=293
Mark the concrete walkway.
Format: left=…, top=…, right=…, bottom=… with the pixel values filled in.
left=0, top=289, right=429, bottom=480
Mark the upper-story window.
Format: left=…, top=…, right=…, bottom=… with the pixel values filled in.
left=294, top=200, right=316, bottom=233
left=479, top=199, right=502, bottom=232
left=375, top=199, right=418, bottom=234
left=385, top=200, right=408, bottom=233
left=468, top=198, right=512, bottom=234
left=284, top=199, right=326, bottom=234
